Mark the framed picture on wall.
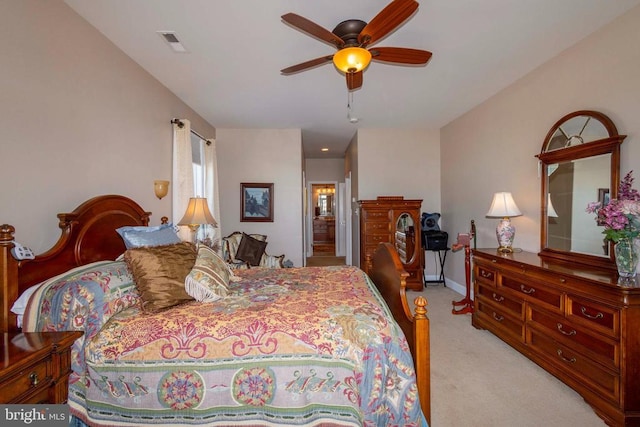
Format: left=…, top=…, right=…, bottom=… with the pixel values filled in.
left=241, top=183, right=274, bottom=222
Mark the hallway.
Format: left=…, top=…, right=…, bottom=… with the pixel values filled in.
left=305, top=256, right=346, bottom=266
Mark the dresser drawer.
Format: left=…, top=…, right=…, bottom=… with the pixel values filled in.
left=529, top=330, right=619, bottom=404
left=362, top=210, right=390, bottom=222
left=500, top=275, right=563, bottom=313
left=477, top=284, right=524, bottom=319
left=364, top=221, right=390, bottom=233
left=1, top=357, right=52, bottom=403
left=567, top=295, right=619, bottom=339
left=528, top=307, right=618, bottom=370
left=476, top=299, right=524, bottom=341
left=475, top=264, right=497, bottom=286
left=365, top=233, right=390, bottom=246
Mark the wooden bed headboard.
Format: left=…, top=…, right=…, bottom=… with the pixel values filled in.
left=0, top=195, right=150, bottom=332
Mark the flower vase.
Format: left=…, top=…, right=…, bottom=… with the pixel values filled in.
left=614, top=238, right=639, bottom=278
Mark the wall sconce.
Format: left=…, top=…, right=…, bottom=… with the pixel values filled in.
left=154, top=180, right=170, bottom=199
left=486, top=192, right=522, bottom=253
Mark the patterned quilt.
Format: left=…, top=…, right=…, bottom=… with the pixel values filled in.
left=24, top=263, right=423, bottom=426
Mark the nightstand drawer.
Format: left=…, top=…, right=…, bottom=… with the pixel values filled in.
left=1, top=357, right=52, bottom=403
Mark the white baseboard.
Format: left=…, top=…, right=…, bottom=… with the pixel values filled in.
left=423, top=274, right=468, bottom=298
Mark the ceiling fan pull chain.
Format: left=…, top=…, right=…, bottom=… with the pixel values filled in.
left=347, top=91, right=358, bottom=123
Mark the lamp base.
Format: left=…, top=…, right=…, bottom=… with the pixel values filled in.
left=187, top=224, right=200, bottom=244
left=496, top=218, right=516, bottom=253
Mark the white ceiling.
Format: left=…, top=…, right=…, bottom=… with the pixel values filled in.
left=64, top=0, right=640, bottom=158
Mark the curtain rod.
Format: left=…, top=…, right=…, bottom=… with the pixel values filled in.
left=171, top=118, right=211, bottom=145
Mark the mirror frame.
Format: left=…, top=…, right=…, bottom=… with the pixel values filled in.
left=536, top=110, right=626, bottom=270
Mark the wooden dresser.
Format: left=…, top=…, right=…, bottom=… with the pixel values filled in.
left=472, top=248, right=640, bottom=426
left=0, top=331, right=82, bottom=404
left=359, top=197, right=423, bottom=290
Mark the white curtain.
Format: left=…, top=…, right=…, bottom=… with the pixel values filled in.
left=204, top=138, right=222, bottom=250
left=172, top=119, right=194, bottom=241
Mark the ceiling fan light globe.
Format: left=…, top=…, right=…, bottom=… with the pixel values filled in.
left=333, top=47, right=371, bottom=73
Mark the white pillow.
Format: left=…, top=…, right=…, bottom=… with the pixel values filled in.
left=10, top=283, right=42, bottom=328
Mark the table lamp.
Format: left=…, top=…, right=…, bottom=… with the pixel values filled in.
left=486, top=192, right=522, bottom=253
left=178, top=197, right=218, bottom=243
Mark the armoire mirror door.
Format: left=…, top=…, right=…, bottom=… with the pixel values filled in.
left=537, top=110, right=626, bottom=270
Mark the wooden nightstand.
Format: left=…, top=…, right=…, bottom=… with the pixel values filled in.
left=0, top=331, right=82, bottom=404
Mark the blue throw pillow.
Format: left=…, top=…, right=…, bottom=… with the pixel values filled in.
left=116, top=224, right=181, bottom=249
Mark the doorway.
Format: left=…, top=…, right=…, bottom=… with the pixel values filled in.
left=310, top=183, right=337, bottom=256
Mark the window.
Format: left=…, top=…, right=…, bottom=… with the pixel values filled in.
left=191, top=132, right=205, bottom=197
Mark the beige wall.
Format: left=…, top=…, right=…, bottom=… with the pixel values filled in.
left=305, top=159, right=345, bottom=182
left=350, top=128, right=441, bottom=268
left=216, top=129, right=304, bottom=267
left=441, top=5, right=640, bottom=289
left=0, top=0, right=215, bottom=253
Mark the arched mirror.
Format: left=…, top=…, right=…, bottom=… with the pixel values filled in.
left=395, top=212, right=416, bottom=264
left=536, top=110, right=626, bottom=270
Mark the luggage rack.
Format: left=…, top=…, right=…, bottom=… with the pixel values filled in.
left=423, top=247, right=449, bottom=286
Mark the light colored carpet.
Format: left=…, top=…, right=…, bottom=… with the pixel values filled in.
left=408, top=286, right=605, bottom=427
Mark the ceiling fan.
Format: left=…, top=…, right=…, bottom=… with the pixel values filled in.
left=280, top=0, right=432, bottom=91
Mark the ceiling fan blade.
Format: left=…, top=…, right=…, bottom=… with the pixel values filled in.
left=358, top=0, right=419, bottom=47
left=281, top=55, right=334, bottom=74
left=281, top=13, right=344, bottom=49
left=370, top=47, right=432, bottom=65
left=346, top=71, right=363, bottom=91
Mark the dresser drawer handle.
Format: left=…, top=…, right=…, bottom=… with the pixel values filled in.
left=492, top=293, right=504, bottom=302
left=492, top=312, right=504, bottom=322
left=29, top=372, right=39, bottom=386
left=556, top=323, right=576, bottom=336
left=491, top=259, right=497, bottom=263
left=520, top=285, right=535, bottom=294
left=481, top=271, right=492, bottom=278
left=580, top=307, right=604, bottom=320
left=559, top=278, right=566, bottom=283
left=556, top=349, right=576, bottom=364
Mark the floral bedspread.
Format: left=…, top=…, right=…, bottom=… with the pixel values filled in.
left=25, top=264, right=423, bottom=426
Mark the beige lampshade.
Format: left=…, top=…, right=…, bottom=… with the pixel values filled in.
left=178, top=198, right=218, bottom=228
left=333, top=47, right=372, bottom=73
left=486, top=192, right=522, bottom=218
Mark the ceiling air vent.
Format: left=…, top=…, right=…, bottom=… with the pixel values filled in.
left=157, top=31, right=188, bottom=53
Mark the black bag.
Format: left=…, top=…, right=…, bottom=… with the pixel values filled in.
left=423, top=230, right=448, bottom=250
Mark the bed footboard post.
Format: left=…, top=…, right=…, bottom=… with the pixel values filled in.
left=413, top=296, right=430, bottom=425
left=0, top=224, right=19, bottom=333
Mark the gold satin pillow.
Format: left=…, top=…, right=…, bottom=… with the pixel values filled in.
left=124, top=242, right=197, bottom=313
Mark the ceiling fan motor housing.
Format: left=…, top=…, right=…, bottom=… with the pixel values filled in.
left=332, top=20, right=367, bottom=46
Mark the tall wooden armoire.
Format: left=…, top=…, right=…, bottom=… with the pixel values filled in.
left=358, top=196, right=423, bottom=290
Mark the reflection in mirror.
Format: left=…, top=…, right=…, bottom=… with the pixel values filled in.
left=547, top=154, right=610, bottom=257
left=318, top=194, right=333, bottom=216
left=312, top=184, right=335, bottom=217
left=396, top=213, right=415, bottom=264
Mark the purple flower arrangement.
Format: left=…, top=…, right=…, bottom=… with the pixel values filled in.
left=586, top=171, right=640, bottom=242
